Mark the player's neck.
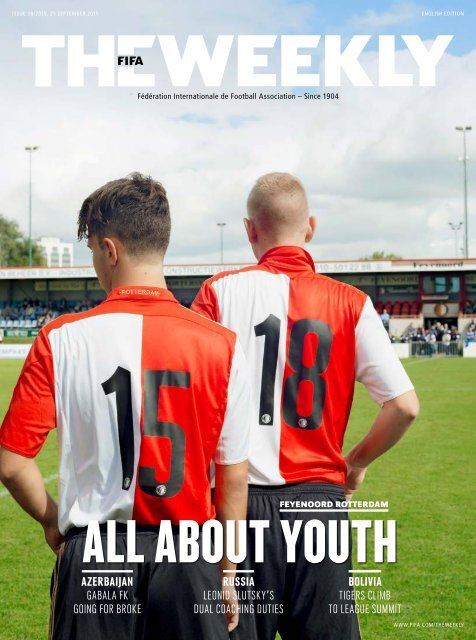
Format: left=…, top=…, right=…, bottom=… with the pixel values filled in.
left=109, top=264, right=167, bottom=290
left=255, top=239, right=306, bottom=261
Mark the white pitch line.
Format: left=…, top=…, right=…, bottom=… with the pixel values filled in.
left=403, top=358, right=449, bottom=367
left=0, top=472, right=58, bottom=499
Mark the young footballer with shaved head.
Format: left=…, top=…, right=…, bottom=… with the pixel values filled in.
left=193, top=172, right=419, bottom=640
left=0, top=173, right=250, bottom=640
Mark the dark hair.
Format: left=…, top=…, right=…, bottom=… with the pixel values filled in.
left=77, top=172, right=171, bottom=256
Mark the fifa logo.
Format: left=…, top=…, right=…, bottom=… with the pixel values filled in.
left=117, top=56, right=143, bottom=66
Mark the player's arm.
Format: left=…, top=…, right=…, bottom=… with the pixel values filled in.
left=345, top=297, right=420, bottom=499
left=0, top=448, right=62, bottom=553
left=0, top=330, right=60, bottom=551
left=213, top=339, right=251, bottom=632
left=345, top=391, right=419, bottom=499
left=191, top=279, right=220, bottom=321
left=214, top=463, right=248, bottom=634
left=215, top=460, right=248, bottom=571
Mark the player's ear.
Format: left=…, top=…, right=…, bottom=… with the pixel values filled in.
left=102, top=237, right=119, bottom=266
left=244, top=218, right=258, bottom=244
left=305, top=216, right=317, bottom=243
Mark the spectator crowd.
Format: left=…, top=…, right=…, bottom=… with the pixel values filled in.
left=396, top=322, right=462, bottom=356
left=400, top=322, right=461, bottom=344
left=0, top=297, right=101, bottom=330
left=463, top=300, right=476, bottom=315
left=465, top=322, right=476, bottom=346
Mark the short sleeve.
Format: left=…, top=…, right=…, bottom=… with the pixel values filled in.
left=355, top=297, right=414, bottom=406
left=0, top=329, right=56, bottom=457
left=213, top=339, right=250, bottom=465
left=192, top=279, right=220, bottom=322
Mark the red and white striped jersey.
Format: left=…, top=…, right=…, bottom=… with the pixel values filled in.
left=192, top=246, right=413, bottom=487
left=0, top=287, right=250, bottom=533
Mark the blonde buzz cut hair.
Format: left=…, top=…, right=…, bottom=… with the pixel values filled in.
left=247, top=172, right=309, bottom=235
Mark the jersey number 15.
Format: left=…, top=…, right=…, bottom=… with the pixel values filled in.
left=102, top=367, right=189, bottom=498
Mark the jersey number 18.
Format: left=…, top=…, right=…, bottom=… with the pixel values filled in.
left=254, top=315, right=332, bottom=431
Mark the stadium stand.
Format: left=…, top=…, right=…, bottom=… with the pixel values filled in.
left=373, top=300, right=420, bottom=316
left=0, top=298, right=101, bottom=329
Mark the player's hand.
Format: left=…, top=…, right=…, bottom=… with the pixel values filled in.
left=43, top=523, right=64, bottom=555
left=222, top=579, right=239, bottom=632
left=344, top=458, right=367, bottom=501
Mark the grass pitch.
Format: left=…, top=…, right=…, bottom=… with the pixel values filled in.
left=0, top=358, right=474, bottom=639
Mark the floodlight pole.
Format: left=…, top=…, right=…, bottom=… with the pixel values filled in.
left=455, top=126, right=471, bottom=258
left=25, top=145, right=39, bottom=267
left=217, top=223, right=226, bottom=264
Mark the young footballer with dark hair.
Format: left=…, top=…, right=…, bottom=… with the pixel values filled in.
left=0, top=173, right=250, bottom=640
left=192, top=172, right=420, bottom=640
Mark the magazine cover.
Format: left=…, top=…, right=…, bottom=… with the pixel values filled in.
left=0, top=1, right=474, bottom=639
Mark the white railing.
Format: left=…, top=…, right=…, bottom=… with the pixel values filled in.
left=409, top=341, right=462, bottom=357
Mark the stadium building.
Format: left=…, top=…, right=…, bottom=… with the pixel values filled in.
left=1, top=257, right=476, bottom=357
left=37, top=237, right=74, bottom=267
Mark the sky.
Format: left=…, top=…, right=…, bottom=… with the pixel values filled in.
left=0, top=0, right=474, bottom=266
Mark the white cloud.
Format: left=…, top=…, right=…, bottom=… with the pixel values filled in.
left=348, top=2, right=423, bottom=31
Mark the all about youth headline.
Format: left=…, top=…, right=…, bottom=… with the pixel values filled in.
left=82, top=518, right=397, bottom=564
